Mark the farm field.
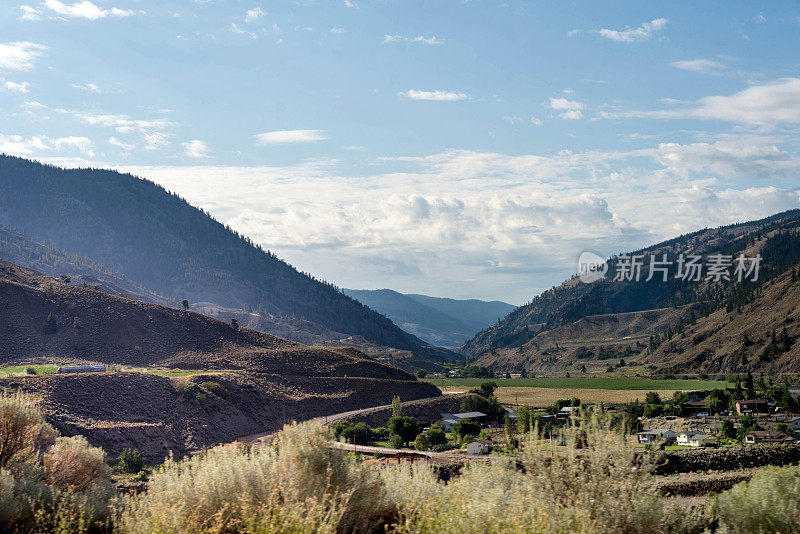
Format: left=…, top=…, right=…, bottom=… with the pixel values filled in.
left=426, top=377, right=726, bottom=390
left=0, top=364, right=58, bottom=377
left=427, top=377, right=726, bottom=406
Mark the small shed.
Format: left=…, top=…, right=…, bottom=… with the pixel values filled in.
left=466, top=440, right=493, bottom=455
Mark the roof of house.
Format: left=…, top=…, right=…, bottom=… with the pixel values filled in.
left=678, top=431, right=708, bottom=437
left=736, top=399, right=769, bottom=404
left=747, top=431, right=792, bottom=440
left=639, top=429, right=675, bottom=436
left=453, top=411, right=487, bottom=419
left=469, top=439, right=493, bottom=445
left=683, top=401, right=708, bottom=407
left=687, top=433, right=713, bottom=440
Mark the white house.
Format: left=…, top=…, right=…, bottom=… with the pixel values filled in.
left=466, top=440, right=493, bottom=455
left=637, top=429, right=677, bottom=444
left=677, top=431, right=715, bottom=447
left=791, top=416, right=800, bottom=432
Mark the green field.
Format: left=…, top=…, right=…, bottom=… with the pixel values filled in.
left=425, top=377, right=726, bottom=391
left=0, top=365, right=59, bottom=377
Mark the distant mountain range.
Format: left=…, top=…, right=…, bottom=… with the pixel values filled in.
left=0, top=156, right=456, bottom=367
left=342, top=289, right=514, bottom=348
left=463, top=210, right=800, bottom=374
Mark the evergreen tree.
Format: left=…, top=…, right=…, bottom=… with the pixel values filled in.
left=42, top=312, right=58, bottom=334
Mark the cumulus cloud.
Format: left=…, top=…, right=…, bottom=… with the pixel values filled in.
left=548, top=97, right=584, bottom=119
left=597, top=18, right=668, bottom=43
left=3, top=80, right=30, bottom=93
left=0, top=42, right=46, bottom=71
left=399, top=90, right=468, bottom=101
left=54, top=136, right=94, bottom=156
left=245, top=6, right=264, bottom=22
left=253, top=129, right=329, bottom=144
left=43, top=0, right=136, bottom=20
left=112, top=136, right=800, bottom=302
left=613, top=78, right=800, bottom=127
left=0, top=134, right=48, bottom=156
left=182, top=139, right=209, bottom=158
left=108, top=136, right=134, bottom=150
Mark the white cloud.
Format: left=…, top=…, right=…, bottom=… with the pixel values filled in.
left=0, top=42, right=46, bottom=71
left=245, top=6, right=264, bottom=23
left=399, top=90, right=468, bottom=101
left=55, top=136, right=94, bottom=156
left=253, top=129, right=329, bottom=144
left=20, top=5, right=41, bottom=20
left=597, top=18, right=668, bottom=43
left=114, top=138, right=800, bottom=302
left=343, top=0, right=358, bottom=8
left=558, top=110, right=583, bottom=120
left=383, top=34, right=442, bottom=45
left=21, top=100, right=45, bottom=109
left=3, top=81, right=30, bottom=93
left=548, top=97, right=584, bottom=111
left=330, top=27, right=345, bottom=34
left=72, top=82, right=101, bottom=92
left=143, top=131, right=170, bottom=150
left=43, top=0, right=136, bottom=20
left=0, top=134, right=48, bottom=156
left=671, top=58, right=726, bottom=75
left=230, top=23, right=257, bottom=39
left=108, top=136, right=134, bottom=150
left=182, top=139, right=209, bottom=158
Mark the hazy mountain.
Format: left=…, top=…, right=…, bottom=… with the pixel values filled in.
left=0, top=156, right=454, bottom=364
left=465, top=210, right=800, bottom=373
left=343, top=288, right=514, bottom=348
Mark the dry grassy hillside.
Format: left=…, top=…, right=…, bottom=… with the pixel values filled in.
left=0, top=259, right=441, bottom=459
left=475, top=305, right=697, bottom=373
left=0, top=260, right=414, bottom=380
left=645, top=267, right=800, bottom=373
left=2, top=370, right=437, bottom=460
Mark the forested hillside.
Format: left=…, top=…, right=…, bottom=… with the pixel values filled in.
left=0, top=156, right=443, bottom=356
left=462, top=210, right=800, bottom=363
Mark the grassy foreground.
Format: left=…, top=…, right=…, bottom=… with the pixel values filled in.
left=1, top=390, right=798, bottom=533
left=426, top=377, right=726, bottom=390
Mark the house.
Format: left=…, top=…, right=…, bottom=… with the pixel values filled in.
left=637, top=429, right=677, bottom=444
left=56, top=365, right=106, bottom=374
left=556, top=406, right=579, bottom=419
left=466, top=440, right=493, bottom=455
left=744, top=431, right=794, bottom=444
left=440, top=411, right=487, bottom=431
left=676, top=431, right=716, bottom=447
left=735, top=399, right=769, bottom=415
left=791, top=416, right=800, bottom=432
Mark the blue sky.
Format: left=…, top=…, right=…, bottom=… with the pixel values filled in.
left=2, top=1, right=800, bottom=304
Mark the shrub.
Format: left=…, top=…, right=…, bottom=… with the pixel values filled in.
left=388, top=434, right=405, bottom=449
left=44, top=435, right=112, bottom=492
left=199, top=381, right=229, bottom=400
left=0, top=391, right=57, bottom=468
left=426, top=427, right=447, bottom=446
left=416, top=369, right=427, bottom=379
left=115, top=422, right=382, bottom=533
left=413, top=433, right=430, bottom=451
left=42, top=312, right=58, bottom=334
left=118, top=448, right=145, bottom=474
left=194, top=392, right=207, bottom=406
left=451, top=419, right=481, bottom=440
left=711, top=465, right=800, bottom=533
left=25, top=368, right=36, bottom=376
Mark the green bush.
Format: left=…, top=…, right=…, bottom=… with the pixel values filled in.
left=387, top=416, right=420, bottom=446
left=118, top=448, right=145, bottom=473
left=711, top=465, right=800, bottom=533
left=199, top=381, right=229, bottom=400
left=25, top=367, right=36, bottom=375
left=388, top=434, right=405, bottom=449
left=451, top=419, right=481, bottom=440
left=413, top=433, right=431, bottom=451
left=426, top=427, right=447, bottom=446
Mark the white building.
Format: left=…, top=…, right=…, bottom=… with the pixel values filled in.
left=791, top=416, right=800, bottom=432
left=637, top=429, right=677, bottom=444
left=677, top=431, right=715, bottom=447
left=466, top=440, right=493, bottom=455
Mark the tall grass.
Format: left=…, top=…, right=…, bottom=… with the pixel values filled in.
left=116, top=416, right=704, bottom=534
left=711, top=465, right=800, bottom=533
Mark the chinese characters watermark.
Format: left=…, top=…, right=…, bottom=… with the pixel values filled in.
left=578, top=252, right=762, bottom=284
